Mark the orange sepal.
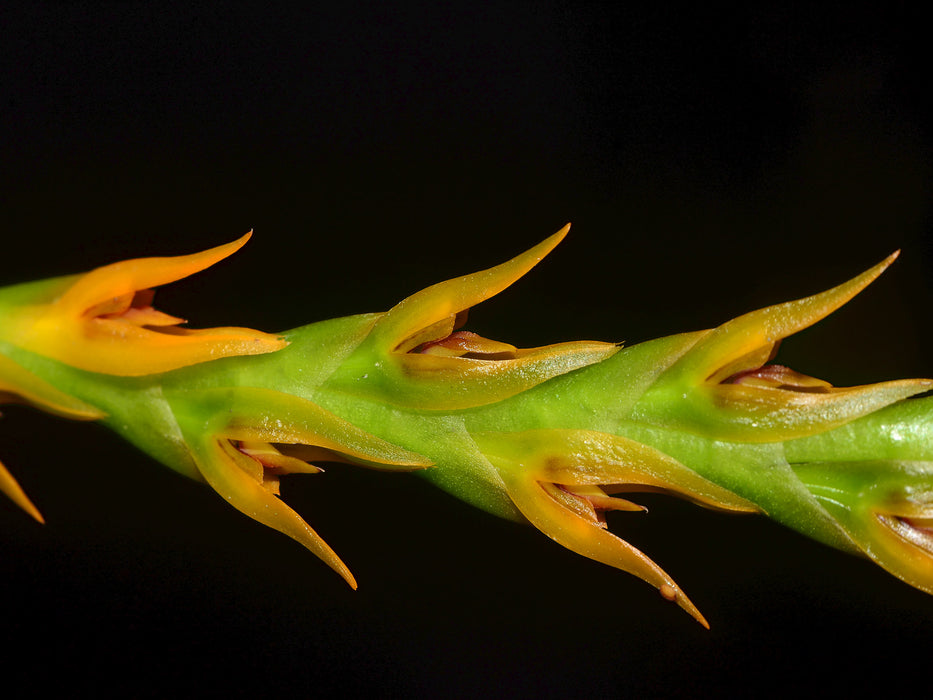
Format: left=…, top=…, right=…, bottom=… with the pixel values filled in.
left=6, top=233, right=287, bottom=376
left=170, top=386, right=433, bottom=587
left=476, top=429, right=758, bottom=627
left=637, top=252, right=933, bottom=441
left=338, top=226, right=619, bottom=409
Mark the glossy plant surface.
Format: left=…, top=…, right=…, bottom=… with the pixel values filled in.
left=2, top=227, right=932, bottom=627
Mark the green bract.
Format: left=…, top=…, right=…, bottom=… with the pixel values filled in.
left=2, top=226, right=932, bottom=627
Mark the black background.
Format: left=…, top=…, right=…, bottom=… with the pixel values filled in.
left=3, top=4, right=932, bottom=697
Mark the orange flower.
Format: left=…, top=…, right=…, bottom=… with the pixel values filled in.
left=0, top=232, right=286, bottom=376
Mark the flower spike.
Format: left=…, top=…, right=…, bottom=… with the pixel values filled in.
left=3, top=226, right=933, bottom=626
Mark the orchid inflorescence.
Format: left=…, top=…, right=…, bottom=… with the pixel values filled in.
left=2, top=226, right=932, bottom=627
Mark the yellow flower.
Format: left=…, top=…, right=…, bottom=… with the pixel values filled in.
left=635, top=251, right=933, bottom=440
left=474, top=429, right=757, bottom=628
left=328, top=224, right=619, bottom=409
left=0, top=232, right=286, bottom=376
left=169, top=386, right=434, bottom=588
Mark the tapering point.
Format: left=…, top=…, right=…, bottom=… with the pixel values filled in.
left=554, top=222, right=571, bottom=241
left=661, top=583, right=710, bottom=628
left=226, top=231, right=253, bottom=252
left=531, top=224, right=572, bottom=261
left=28, top=505, right=45, bottom=525
left=0, top=461, right=46, bottom=524
left=344, top=571, right=359, bottom=590
left=328, top=554, right=358, bottom=590
left=861, top=250, right=901, bottom=283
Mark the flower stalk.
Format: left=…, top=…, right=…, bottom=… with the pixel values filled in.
left=2, top=226, right=932, bottom=627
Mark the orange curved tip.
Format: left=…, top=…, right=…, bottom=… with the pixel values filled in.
left=58, top=232, right=254, bottom=314
left=376, top=224, right=571, bottom=352
left=680, top=251, right=901, bottom=386
left=0, top=458, right=45, bottom=524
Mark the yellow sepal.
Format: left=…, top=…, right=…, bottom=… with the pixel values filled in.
left=374, top=226, right=571, bottom=352
left=475, top=429, right=758, bottom=627
left=173, top=387, right=433, bottom=587
left=639, top=252, right=933, bottom=441
left=190, top=433, right=359, bottom=587
left=344, top=225, right=618, bottom=409
left=3, top=233, right=287, bottom=376
left=686, top=252, right=902, bottom=386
